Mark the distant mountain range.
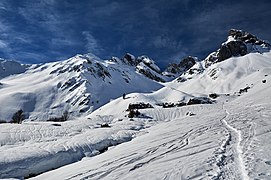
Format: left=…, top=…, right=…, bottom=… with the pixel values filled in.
left=0, top=29, right=270, bottom=121
left=1, top=29, right=271, bottom=180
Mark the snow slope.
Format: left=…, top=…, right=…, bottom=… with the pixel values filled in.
left=32, top=74, right=271, bottom=179
left=0, top=54, right=162, bottom=121
left=170, top=52, right=271, bottom=94
left=0, top=51, right=270, bottom=179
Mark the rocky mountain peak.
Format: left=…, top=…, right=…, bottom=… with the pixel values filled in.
left=228, top=29, right=270, bottom=46
left=122, top=53, right=138, bottom=66
left=135, top=55, right=166, bottom=82
left=205, top=29, right=271, bottom=67
left=0, top=59, right=26, bottom=79
left=163, top=56, right=197, bottom=77
left=110, top=53, right=166, bottom=83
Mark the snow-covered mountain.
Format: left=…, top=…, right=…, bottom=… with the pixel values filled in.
left=205, top=29, right=271, bottom=67
left=0, top=29, right=271, bottom=179
left=0, top=59, right=27, bottom=78
left=0, top=53, right=165, bottom=121
left=1, top=29, right=268, bottom=123
left=163, top=56, right=198, bottom=78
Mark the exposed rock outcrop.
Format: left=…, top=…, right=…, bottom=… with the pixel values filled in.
left=205, top=29, right=271, bottom=67
left=122, top=53, right=137, bottom=66
left=0, top=59, right=26, bottom=79
left=135, top=55, right=166, bottom=82
left=163, top=56, right=197, bottom=77
left=111, top=53, right=166, bottom=82
left=136, top=63, right=166, bottom=82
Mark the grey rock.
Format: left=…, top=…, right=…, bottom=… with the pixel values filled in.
left=205, top=29, right=270, bottom=67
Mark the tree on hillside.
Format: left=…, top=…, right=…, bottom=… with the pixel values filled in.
left=11, top=109, right=25, bottom=124
left=63, top=110, right=69, bottom=121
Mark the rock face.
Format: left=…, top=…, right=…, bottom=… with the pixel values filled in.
left=187, top=97, right=213, bottom=105
left=205, top=29, right=271, bottom=67
left=122, top=53, right=138, bottom=66
left=136, top=62, right=165, bottom=82
left=218, top=41, right=247, bottom=62
left=113, top=53, right=166, bottom=82
left=229, top=29, right=269, bottom=46
left=0, top=59, right=26, bottom=79
left=180, top=56, right=197, bottom=70
left=134, top=55, right=166, bottom=82
left=137, top=56, right=161, bottom=73
left=163, top=56, right=197, bottom=77
left=0, top=53, right=164, bottom=121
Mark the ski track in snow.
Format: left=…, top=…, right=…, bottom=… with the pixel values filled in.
left=66, top=129, right=195, bottom=179
left=29, top=104, right=225, bottom=180
left=3, top=96, right=270, bottom=180
left=1, top=51, right=271, bottom=179
left=219, top=104, right=249, bottom=180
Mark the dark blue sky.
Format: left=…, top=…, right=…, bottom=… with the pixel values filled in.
left=0, top=0, right=270, bottom=68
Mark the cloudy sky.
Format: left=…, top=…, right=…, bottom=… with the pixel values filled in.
left=0, top=0, right=270, bottom=68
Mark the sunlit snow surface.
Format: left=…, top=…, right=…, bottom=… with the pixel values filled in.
left=0, top=52, right=271, bottom=179
left=0, top=54, right=162, bottom=121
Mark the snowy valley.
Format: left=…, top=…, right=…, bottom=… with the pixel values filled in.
left=0, top=29, right=271, bottom=179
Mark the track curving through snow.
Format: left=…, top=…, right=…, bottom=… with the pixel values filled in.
left=221, top=104, right=250, bottom=180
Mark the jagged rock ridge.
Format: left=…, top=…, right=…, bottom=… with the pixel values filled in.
left=0, top=29, right=270, bottom=121
left=0, top=53, right=163, bottom=121
left=205, top=29, right=271, bottom=67
left=163, top=56, right=197, bottom=77
left=0, top=59, right=27, bottom=78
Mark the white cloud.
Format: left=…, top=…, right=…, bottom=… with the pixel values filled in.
left=0, top=1, right=7, bottom=10
left=0, top=6, right=6, bottom=10
left=51, top=38, right=77, bottom=47
left=82, top=31, right=103, bottom=55
left=0, top=39, right=8, bottom=48
left=153, top=35, right=168, bottom=48
left=152, top=35, right=183, bottom=50
left=17, top=1, right=66, bottom=34
left=0, top=18, right=11, bottom=33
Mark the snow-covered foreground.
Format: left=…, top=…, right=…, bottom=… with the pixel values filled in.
left=1, top=51, right=271, bottom=179
left=0, top=112, right=149, bottom=178
left=1, top=77, right=270, bottom=179
left=31, top=87, right=271, bottom=180
left=32, top=104, right=227, bottom=180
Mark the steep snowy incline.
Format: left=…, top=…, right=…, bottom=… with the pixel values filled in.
left=32, top=67, right=271, bottom=180
left=32, top=104, right=227, bottom=180
left=0, top=30, right=271, bottom=179
left=221, top=74, right=271, bottom=180
left=0, top=53, right=163, bottom=121
left=169, top=51, right=271, bottom=95
left=0, top=78, right=203, bottom=178
left=29, top=49, right=271, bottom=180
left=204, top=29, right=270, bottom=67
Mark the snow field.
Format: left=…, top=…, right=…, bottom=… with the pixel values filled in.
left=0, top=51, right=270, bottom=179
